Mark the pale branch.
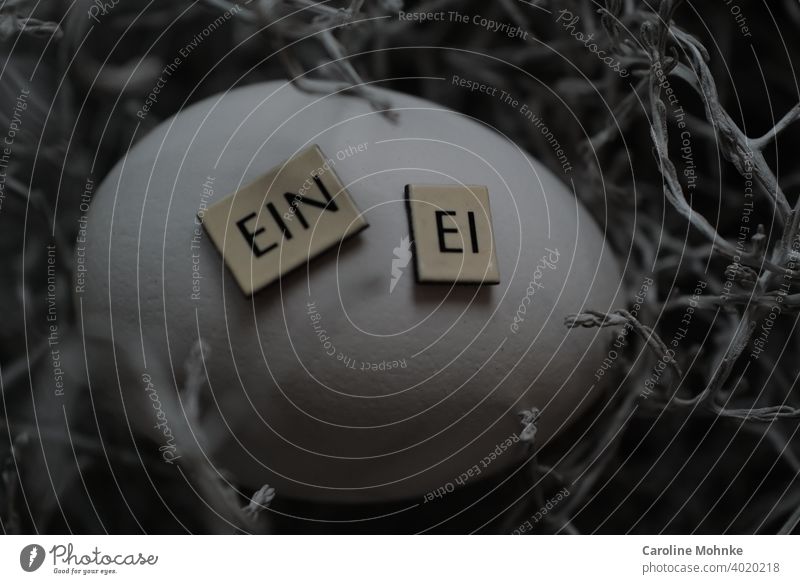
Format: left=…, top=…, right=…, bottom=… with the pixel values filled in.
left=750, top=102, right=800, bottom=150
left=565, top=309, right=683, bottom=379
left=669, top=29, right=791, bottom=219
left=643, top=40, right=792, bottom=277
left=667, top=291, right=800, bottom=311
left=712, top=403, right=800, bottom=422
left=243, top=485, right=276, bottom=521
left=637, top=8, right=797, bottom=418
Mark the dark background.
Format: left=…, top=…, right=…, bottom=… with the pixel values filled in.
left=1, top=0, right=799, bottom=534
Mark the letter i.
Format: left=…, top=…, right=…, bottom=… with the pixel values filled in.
left=467, top=212, right=480, bottom=253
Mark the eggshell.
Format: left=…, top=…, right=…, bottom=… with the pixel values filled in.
left=78, top=80, right=622, bottom=502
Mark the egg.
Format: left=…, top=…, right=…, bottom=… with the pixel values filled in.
left=77, top=80, right=621, bottom=503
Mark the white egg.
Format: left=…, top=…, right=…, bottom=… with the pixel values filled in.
left=77, top=80, right=622, bottom=502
